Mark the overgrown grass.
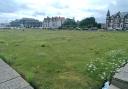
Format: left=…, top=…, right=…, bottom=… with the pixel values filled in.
left=0, top=29, right=128, bottom=89
left=86, top=49, right=128, bottom=82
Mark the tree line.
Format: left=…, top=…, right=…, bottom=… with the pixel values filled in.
left=61, top=17, right=101, bottom=30
left=9, top=17, right=101, bottom=30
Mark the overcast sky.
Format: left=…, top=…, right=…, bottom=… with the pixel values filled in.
left=0, top=0, right=128, bottom=23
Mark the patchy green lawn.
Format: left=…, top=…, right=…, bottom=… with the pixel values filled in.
left=0, top=29, right=128, bottom=89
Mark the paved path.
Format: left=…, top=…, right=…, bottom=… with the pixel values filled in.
left=0, top=59, right=34, bottom=89
left=114, top=64, right=128, bottom=82
left=109, top=64, right=128, bottom=89
left=109, top=84, right=120, bottom=89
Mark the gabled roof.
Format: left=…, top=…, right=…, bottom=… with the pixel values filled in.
left=120, top=12, right=128, bottom=18
left=111, top=12, right=128, bottom=18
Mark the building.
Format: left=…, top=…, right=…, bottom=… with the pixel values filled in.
left=0, top=23, right=10, bottom=29
left=10, top=18, right=42, bottom=28
left=42, top=16, right=65, bottom=29
left=106, top=10, right=128, bottom=30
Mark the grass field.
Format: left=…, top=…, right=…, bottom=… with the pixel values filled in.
left=0, top=29, right=128, bottom=89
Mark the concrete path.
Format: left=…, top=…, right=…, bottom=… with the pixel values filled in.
left=114, top=64, right=128, bottom=82
left=109, top=84, right=120, bottom=89
left=0, top=59, right=34, bottom=89
left=109, top=64, right=128, bottom=89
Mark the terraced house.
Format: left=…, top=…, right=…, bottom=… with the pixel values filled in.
left=42, top=16, right=65, bottom=29
left=106, top=10, right=128, bottom=30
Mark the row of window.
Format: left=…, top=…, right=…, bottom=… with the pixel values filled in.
left=108, top=19, right=128, bottom=23
left=108, top=23, right=128, bottom=28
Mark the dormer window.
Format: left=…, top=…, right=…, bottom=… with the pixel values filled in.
left=117, top=15, right=119, bottom=18
left=125, top=19, right=128, bottom=22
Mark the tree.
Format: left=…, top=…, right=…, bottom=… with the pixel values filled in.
left=61, top=18, right=77, bottom=29
left=79, top=17, right=97, bottom=29
left=97, top=23, right=101, bottom=29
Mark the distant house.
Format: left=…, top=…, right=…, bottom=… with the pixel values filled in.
left=10, top=18, right=42, bottom=28
left=106, top=10, right=128, bottom=30
left=42, top=16, right=65, bottom=29
left=0, top=23, right=10, bottom=28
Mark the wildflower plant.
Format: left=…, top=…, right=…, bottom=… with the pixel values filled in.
left=86, top=49, right=128, bottom=81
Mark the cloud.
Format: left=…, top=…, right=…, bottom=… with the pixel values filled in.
left=52, top=2, right=69, bottom=9
left=0, top=0, right=128, bottom=23
left=33, top=12, right=46, bottom=17
left=0, top=0, right=29, bottom=13
left=108, top=0, right=128, bottom=14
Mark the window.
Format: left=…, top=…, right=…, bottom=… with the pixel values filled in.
left=125, top=18, right=128, bottom=22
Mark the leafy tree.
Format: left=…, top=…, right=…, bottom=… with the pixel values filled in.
left=97, top=23, right=101, bottom=29
left=61, top=18, right=77, bottom=29
left=79, top=17, right=97, bottom=29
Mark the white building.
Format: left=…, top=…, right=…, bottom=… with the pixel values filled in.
left=42, top=16, right=65, bottom=29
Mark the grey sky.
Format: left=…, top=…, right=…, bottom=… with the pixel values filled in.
left=0, top=0, right=128, bottom=23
